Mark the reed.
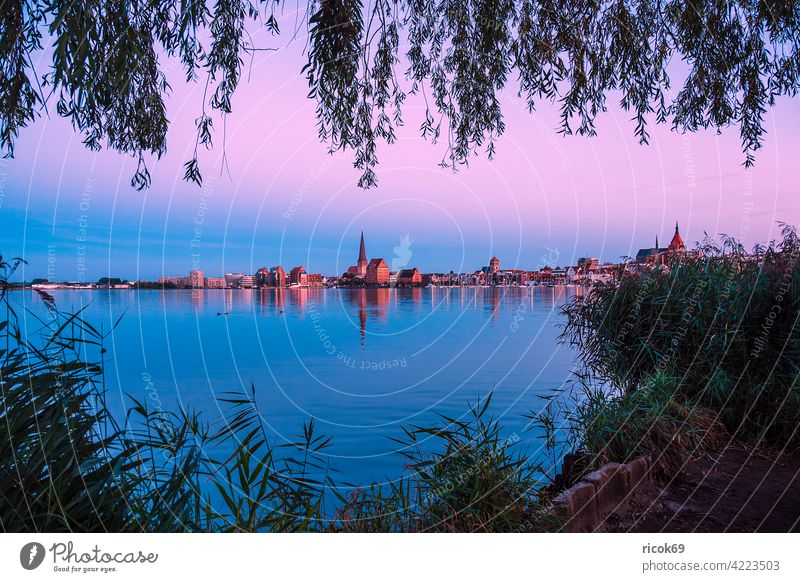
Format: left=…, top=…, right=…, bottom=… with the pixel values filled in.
left=554, top=225, right=800, bottom=472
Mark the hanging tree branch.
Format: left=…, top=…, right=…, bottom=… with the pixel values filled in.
left=1, top=1, right=799, bottom=190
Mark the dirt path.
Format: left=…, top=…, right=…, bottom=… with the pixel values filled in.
left=604, top=446, right=800, bottom=532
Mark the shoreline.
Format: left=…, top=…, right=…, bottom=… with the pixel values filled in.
left=10, top=283, right=586, bottom=291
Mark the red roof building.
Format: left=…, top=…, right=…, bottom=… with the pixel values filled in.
left=668, top=222, right=686, bottom=252
left=366, top=258, right=389, bottom=285
left=397, top=267, right=422, bottom=286
left=289, top=265, right=307, bottom=285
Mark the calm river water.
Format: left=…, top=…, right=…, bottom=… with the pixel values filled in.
left=13, top=286, right=581, bottom=487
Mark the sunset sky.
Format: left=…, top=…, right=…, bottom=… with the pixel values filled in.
left=2, top=16, right=799, bottom=281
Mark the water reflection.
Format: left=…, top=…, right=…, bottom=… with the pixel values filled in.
left=322, top=286, right=576, bottom=343
left=337, top=288, right=392, bottom=345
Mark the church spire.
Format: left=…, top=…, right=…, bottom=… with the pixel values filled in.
left=669, top=221, right=685, bottom=251
left=358, top=231, right=367, bottom=263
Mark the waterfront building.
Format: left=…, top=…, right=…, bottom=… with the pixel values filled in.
left=269, top=266, right=286, bottom=287
left=289, top=265, right=308, bottom=285
left=189, top=270, right=205, bottom=288
left=158, top=276, right=188, bottom=287
left=565, top=267, right=577, bottom=284
left=586, top=266, right=616, bottom=284
left=225, top=272, right=246, bottom=287
left=494, top=269, right=528, bottom=285
left=396, top=267, right=422, bottom=286
left=366, top=258, right=389, bottom=285
left=205, top=277, right=226, bottom=288
left=240, top=275, right=255, bottom=288
left=550, top=268, right=567, bottom=284
left=476, top=257, right=501, bottom=285
left=357, top=232, right=368, bottom=277
left=255, top=267, right=270, bottom=287
left=423, top=273, right=448, bottom=286
left=347, top=231, right=369, bottom=278
left=306, top=273, right=325, bottom=287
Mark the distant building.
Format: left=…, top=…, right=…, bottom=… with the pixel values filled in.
left=347, top=232, right=369, bottom=278
left=357, top=232, right=368, bottom=277
left=225, top=273, right=245, bottom=287
left=366, top=258, right=389, bottom=285
left=580, top=265, right=616, bottom=284
left=255, top=267, right=270, bottom=287
left=636, top=223, right=688, bottom=264
left=205, top=277, right=226, bottom=288
left=565, top=267, right=577, bottom=284
left=158, top=276, right=187, bottom=287
left=240, top=275, right=255, bottom=288
left=489, top=256, right=500, bottom=274
left=667, top=222, right=686, bottom=252
left=635, top=237, right=666, bottom=263
left=396, top=267, right=422, bottom=286
left=496, top=269, right=528, bottom=285
left=306, top=273, right=325, bottom=287
left=269, top=266, right=286, bottom=287
left=189, top=270, right=205, bottom=288
left=289, top=266, right=308, bottom=285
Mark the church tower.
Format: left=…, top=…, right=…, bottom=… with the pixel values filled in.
left=357, top=231, right=368, bottom=277
left=668, top=222, right=686, bottom=252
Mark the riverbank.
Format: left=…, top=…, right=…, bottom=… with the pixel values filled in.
left=604, top=446, right=800, bottom=532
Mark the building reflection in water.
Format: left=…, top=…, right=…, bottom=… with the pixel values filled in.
left=183, top=284, right=579, bottom=341
left=224, top=289, right=234, bottom=314
left=252, top=287, right=329, bottom=316
left=189, top=289, right=204, bottom=310
left=236, top=288, right=253, bottom=309
left=339, top=288, right=391, bottom=345
left=254, top=287, right=285, bottom=315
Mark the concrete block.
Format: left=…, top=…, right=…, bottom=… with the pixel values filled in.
left=624, top=456, right=650, bottom=490
left=583, top=462, right=628, bottom=516
left=551, top=481, right=599, bottom=532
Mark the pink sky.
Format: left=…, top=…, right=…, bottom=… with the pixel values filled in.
left=2, top=15, right=799, bottom=280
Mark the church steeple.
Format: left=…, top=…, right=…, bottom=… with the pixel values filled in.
left=356, top=231, right=368, bottom=277
left=668, top=222, right=685, bottom=252
left=358, top=231, right=367, bottom=263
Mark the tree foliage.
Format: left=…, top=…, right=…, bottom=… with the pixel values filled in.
left=2, top=1, right=799, bottom=189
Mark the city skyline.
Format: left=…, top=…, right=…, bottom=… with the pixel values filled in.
left=18, top=222, right=691, bottom=285
left=0, top=217, right=776, bottom=282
